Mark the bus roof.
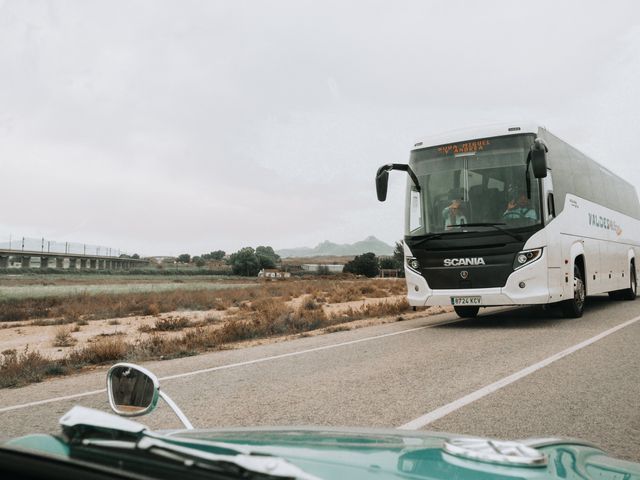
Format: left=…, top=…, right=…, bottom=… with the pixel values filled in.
left=412, top=122, right=539, bottom=150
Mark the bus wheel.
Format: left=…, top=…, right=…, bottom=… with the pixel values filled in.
left=561, top=264, right=585, bottom=318
left=620, top=262, right=637, bottom=301
left=454, top=306, right=480, bottom=318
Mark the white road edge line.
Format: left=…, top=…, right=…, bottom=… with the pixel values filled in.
left=1, top=320, right=462, bottom=413
left=398, top=314, right=640, bottom=430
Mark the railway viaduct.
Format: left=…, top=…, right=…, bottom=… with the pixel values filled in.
left=0, top=248, right=148, bottom=270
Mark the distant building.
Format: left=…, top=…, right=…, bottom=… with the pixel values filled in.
left=150, top=256, right=175, bottom=263
left=258, top=269, right=291, bottom=279
left=301, top=264, right=344, bottom=273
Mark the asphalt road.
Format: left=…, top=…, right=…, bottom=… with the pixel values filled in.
left=1, top=295, right=639, bottom=462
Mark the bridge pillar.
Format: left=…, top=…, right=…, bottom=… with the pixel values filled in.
left=0, top=256, right=8, bottom=268
left=98, top=259, right=105, bottom=269
left=21, top=256, right=31, bottom=268
left=113, top=261, right=120, bottom=270
left=56, top=258, right=64, bottom=269
left=69, top=258, right=77, bottom=269
left=80, top=259, right=87, bottom=269
left=90, top=259, right=97, bottom=269
left=40, top=257, right=50, bottom=269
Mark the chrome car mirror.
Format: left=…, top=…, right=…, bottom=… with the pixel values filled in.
left=107, top=363, right=193, bottom=429
left=107, top=363, right=158, bottom=416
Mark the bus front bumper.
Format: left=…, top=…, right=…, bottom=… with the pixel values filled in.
left=405, top=255, right=551, bottom=307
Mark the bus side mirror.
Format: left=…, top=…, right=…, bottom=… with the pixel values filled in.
left=375, top=163, right=420, bottom=202
left=531, top=139, right=548, bottom=178
left=376, top=166, right=391, bottom=202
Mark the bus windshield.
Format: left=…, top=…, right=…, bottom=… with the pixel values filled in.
left=405, top=134, right=542, bottom=236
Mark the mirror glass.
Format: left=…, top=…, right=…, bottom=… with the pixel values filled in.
left=376, top=170, right=389, bottom=201
left=109, top=365, right=156, bottom=414
left=531, top=147, right=547, bottom=178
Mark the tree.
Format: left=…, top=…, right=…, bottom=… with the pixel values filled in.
left=229, top=247, right=261, bottom=276
left=379, top=257, right=398, bottom=269
left=202, top=250, right=225, bottom=261
left=131, top=253, right=140, bottom=259
left=177, top=253, right=191, bottom=264
left=344, top=252, right=379, bottom=278
left=393, top=241, right=405, bottom=272
left=255, top=246, right=280, bottom=270
left=193, top=256, right=206, bottom=267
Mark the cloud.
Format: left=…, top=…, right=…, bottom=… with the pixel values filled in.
left=0, top=0, right=639, bottom=255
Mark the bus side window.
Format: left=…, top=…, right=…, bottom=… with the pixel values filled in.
left=409, top=189, right=423, bottom=232
left=547, top=192, right=556, bottom=218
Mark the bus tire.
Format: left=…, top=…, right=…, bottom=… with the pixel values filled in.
left=561, top=264, right=585, bottom=318
left=454, top=306, right=480, bottom=318
left=620, top=262, right=637, bottom=301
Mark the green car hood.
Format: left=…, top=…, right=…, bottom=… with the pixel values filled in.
left=6, top=427, right=640, bottom=480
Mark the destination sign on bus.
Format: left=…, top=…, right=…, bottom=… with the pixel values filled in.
left=438, top=139, right=490, bottom=156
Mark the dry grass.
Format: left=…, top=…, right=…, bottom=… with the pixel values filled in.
left=0, top=279, right=410, bottom=388
left=0, top=287, right=252, bottom=322
left=69, top=337, right=130, bottom=365
left=52, top=327, right=77, bottom=347
left=151, top=316, right=193, bottom=331
left=331, top=298, right=410, bottom=322
left=0, top=347, right=56, bottom=388
left=324, top=325, right=351, bottom=333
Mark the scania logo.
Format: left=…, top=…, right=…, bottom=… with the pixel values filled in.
left=443, top=258, right=486, bottom=267
left=460, top=271, right=469, bottom=279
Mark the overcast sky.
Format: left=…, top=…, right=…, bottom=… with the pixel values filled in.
left=1, top=0, right=639, bottom=256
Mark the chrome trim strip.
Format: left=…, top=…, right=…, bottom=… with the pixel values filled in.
left=444, top=438, right=547, bottom=467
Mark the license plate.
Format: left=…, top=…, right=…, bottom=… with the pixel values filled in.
left=451, top=296, right=481, bottom=306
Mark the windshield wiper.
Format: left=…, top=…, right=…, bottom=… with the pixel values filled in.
left=447, top=223, right=522, bottom=242
left=60, top=407, right=318, bottom=480
left=78, top=436, right=319, bottom=480
left=407, top=230, right=471, bottom=245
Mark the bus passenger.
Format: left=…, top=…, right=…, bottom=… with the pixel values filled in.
left=503, top=192, right=537, bottom=220
left=443, top=198, right=467, bottom=229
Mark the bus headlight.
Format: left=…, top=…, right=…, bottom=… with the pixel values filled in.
left=513, top=248, right=542, bottom=270
left=406, top=256, right=420, bottom=271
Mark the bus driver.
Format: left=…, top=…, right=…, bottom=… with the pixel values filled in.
left=443, top=198, right=467, bottom=229
left=503, top=192, right=537, bottom=221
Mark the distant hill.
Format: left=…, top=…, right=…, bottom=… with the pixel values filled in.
left=277, top=236, right=394, bottom=258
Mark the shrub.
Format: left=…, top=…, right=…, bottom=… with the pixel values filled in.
left=0, top=347, right=51, bottom=388
left=68, top=337, right=130, bottom=365
left=52, top=327, right=77, bottom=347
left=153, top=316, right=192, bottom=331
left=343, top=252, right=380, bottom=278
left=145, top=303, right=161, bottom=316
left=302, top=296, right=320, bottom=310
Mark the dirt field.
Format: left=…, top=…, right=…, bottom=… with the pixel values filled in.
left=0, top=275, right=452, bottom=387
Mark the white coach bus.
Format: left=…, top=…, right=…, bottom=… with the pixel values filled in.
left=376, top=122, right=640, bottom=318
